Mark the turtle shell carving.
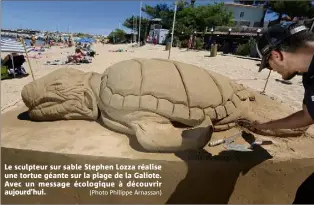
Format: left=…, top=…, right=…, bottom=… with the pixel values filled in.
left=97, top=58, right=255, bottom=152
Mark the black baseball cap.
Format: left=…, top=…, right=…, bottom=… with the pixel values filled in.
left=256, top=22, right=308, bottom=72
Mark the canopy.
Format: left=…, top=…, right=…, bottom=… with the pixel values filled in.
left=1, top=38, right=35, bottom=81
left=0, top=39, right=33, bottom=53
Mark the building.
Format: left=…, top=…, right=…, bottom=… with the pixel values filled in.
left=146, top=18, right=169, bottom=44
left=148, top=29, right=169, bottom=44
left=223, top=2, right=266, bottom=28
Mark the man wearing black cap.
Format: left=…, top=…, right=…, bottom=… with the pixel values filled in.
left=255, top=22, right=314, bottom=204
left=254, top=22, right=314, bottom=131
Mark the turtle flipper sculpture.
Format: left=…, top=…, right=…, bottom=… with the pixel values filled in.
left=22, top=58, right=259, bottom=153
left=110, top=111, right=214, bottom=152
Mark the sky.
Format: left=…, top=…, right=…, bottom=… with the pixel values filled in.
left=1, top=0, right=277, bottom=36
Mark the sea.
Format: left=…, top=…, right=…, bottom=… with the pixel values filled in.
left=1, top=36, right=45, bottom=46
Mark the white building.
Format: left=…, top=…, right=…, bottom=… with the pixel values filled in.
left=223, top=2, right=267, bottom=28
left=148, top=29, right=169, bottom=44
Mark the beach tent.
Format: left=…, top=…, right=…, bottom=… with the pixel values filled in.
left=1, top=38, right=33, bottom=53
left=0, top=38, right=35, bottom=80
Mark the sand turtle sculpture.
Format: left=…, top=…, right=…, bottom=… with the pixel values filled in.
left=21, top=58, right=268, bottom=153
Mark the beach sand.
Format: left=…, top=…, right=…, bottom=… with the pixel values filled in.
left=1, top=43, right=314, bottom=204
left=1, top=43, right=305, bottom=112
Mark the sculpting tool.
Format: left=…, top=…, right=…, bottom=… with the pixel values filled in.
left=209, top=132, right=242, bottom=147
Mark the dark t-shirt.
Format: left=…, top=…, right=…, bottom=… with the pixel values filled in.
left=302, top=56, right=314, bottom=120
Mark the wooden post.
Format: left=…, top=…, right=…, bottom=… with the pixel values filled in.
left=9, top=54, right=16, bottom=78
left=21, top=38, right=35, bottom=81
left=138, top=1, right=142, bottom=46
left=168, top=1, right=177, bottom=59
left=261, top=70, right=272, bottom=94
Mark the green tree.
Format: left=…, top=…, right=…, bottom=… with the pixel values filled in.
left=235, top=0, right=313, bottom=27
left=141, top=3, right=173, bottom=29
left=308, top=6, right=314, bottom=18
left=176, top=3, right=234, bottom=37
left=191, top=0, right=196, bottom=8
left=268, top=1, right=312, bottom=24
left=107, top=29, right=127, bottom=44
left=123, top=1, right=189, bottom=40
left=74, top=32, right=92, bottom=38
left=122, top=1, right=233, bottom=42
left=123, top=16, right=149, bottom=41
left=141, top=1, right=189, bottom=29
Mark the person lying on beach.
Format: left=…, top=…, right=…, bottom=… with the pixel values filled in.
left=33, top=46, right=45, bottom=52
left=80, top=44, right=96, bottom=57
left=67, top=48, right=86, bottom=63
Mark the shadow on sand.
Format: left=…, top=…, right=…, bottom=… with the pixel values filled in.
left=17, top=110, right=272, bottom=203
left=293, top=171, right=314, bottom=204
left=124, top=125, right=272, bottom=203
left=17, top=111, right=30, bottom=121
left=166, top=131, right=272, bottom=204
left=275, top=79, right=293, bottom=85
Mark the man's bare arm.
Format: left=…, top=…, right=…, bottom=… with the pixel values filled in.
left=254, top=104, right=314, bottom=130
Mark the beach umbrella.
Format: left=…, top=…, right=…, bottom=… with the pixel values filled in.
left=89, top=38, right=96, bottom=43
left=0, top=38, right=35, bottom=80
left=84, top=38, right=96, bottom=43
left=74, top=38, right=84, bottom=43
left=77, top=38, right=95, bottom=44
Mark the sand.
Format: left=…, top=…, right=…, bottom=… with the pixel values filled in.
left=1, top=43, right=305, bottom=113
left=2, top=93, right=314, bottom=204
left=1, top=43, right=314, bottom=204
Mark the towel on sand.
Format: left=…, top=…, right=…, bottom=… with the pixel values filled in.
left=45, top=56, right=92, bottom=65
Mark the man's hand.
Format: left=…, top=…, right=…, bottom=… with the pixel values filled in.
left=237, top=119, right=262, bottom=131
left=246, top=106, right=314, bottom=131
left=251, top=121, right=267, bottom=130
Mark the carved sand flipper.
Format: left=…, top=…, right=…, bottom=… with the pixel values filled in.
left=125, top=111, right=213, bottom=152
